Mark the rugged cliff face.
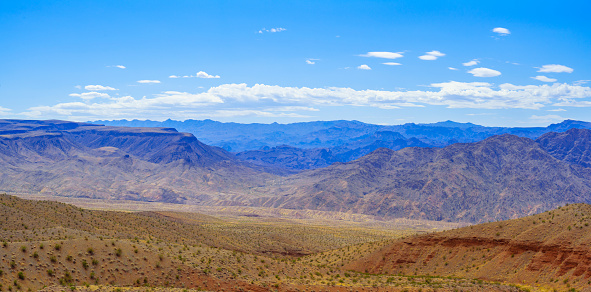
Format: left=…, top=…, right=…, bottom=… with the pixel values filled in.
left=0, top=120, right=275, bottom=203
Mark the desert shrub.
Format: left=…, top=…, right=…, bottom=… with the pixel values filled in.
left=54, top=244, right=61, bottom=251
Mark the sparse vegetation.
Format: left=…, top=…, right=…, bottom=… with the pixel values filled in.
left=1, top=194, right=586, bottom=291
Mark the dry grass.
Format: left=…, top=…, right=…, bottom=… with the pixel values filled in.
left=0, top=194, right=527, bottom=291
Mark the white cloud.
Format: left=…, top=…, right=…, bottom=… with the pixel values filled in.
left=574, top=80, right=590, bottom=86
left=382, top=62, right=402, bottom=66
left=538, top=64, right=573, bottom=73
left=107, top=65, right=126, bottom=69
left=257, top=27, right=286, bottom=34
left=195, top=71, right=220, bottom=79
left=305, top=59, right=319, bottom=65
left=553, top=100, right=591, bottom=107
left=492, top=27, right=510, bottom=35
left=547, top=108, right=566, bottom=112
left=360, top=52, right=404, bottom=59
left=0, top=106, right=11, bottom=113
left=419, top=51, right=445, bottom=60
left=170, top=72, right=220, bottom=79
left=462, top=59, right=479, bottom=66
left=448, top=67, right=458, bottom=71
left=357, top=64, right=371, bottom=70
left=467, top=67, right=501, bottom=77
left=137, top=80, right=161, bottom=84
left=531, top=76, right=557, bottom=83
left=69, top=92, right=111, bottom=100
left=84, top=85, right=117, bottom=91
left=21, top=82, right=591, bottom=121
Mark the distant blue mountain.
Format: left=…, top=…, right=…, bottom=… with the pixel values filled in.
left=92, top=119, right=591, bottom=171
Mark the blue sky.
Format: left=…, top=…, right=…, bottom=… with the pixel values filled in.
left=1, top=0, right=590, bottom=126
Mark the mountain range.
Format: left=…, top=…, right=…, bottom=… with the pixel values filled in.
left=3, top=119, right=591, bottom=223
left=0, top=119, right=273, bottom=204
left=94, top=119, right=591, bottom=171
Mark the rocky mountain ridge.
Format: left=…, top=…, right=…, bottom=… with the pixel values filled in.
left=0, top=119, right=274, bottom=203
left=94, top=119, right=591, bottom=171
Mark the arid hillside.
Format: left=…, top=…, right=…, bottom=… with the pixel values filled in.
left=0, top=119, right=277, bottom=204
left=0, top=194, right=525, bottom=291
left=252, top=133, right=591, bottom=223
left=347, top=203, right=591, bottom=291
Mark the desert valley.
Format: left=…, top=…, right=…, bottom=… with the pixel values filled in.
left=2, top=1, right=590, bottom=291
left=2, top=119, right=591, bottom=291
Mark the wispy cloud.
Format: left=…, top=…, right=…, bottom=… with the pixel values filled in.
left=137, top=80, right=161, bottom=84
left=107, top=65, right=126, bottom=69
left=448, top=67, right=459, bottom=71
left=468, top=67, right=501, bottom=77
left=462, top=59, right=479, bottom=66
left=84, top=85, right=117, bottom=91
left=69, top=92, right=111, bottom=100
left=530, top=114, right=564, bottom=123
left=0, top=106, right=12, bottom=114
left=169, top=71, right=220, bottom=79
left=531, top=76, right=557, bottom=82
left=360, top=52, right=404, bottom=59
left=357, top=64, right=371, bottom=70
left=257, top=27, right=286, bottom=34
left=306, top=58, right=319, bottom=65
left=492, top=27, right=510, bottom=36
left=547, top=108, right=566, bottom=112
left=537, top=64, right=573, bottom=73
left=418, top=51, right=445, bottom=61
left=382, top=62, right=402, bottom=66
